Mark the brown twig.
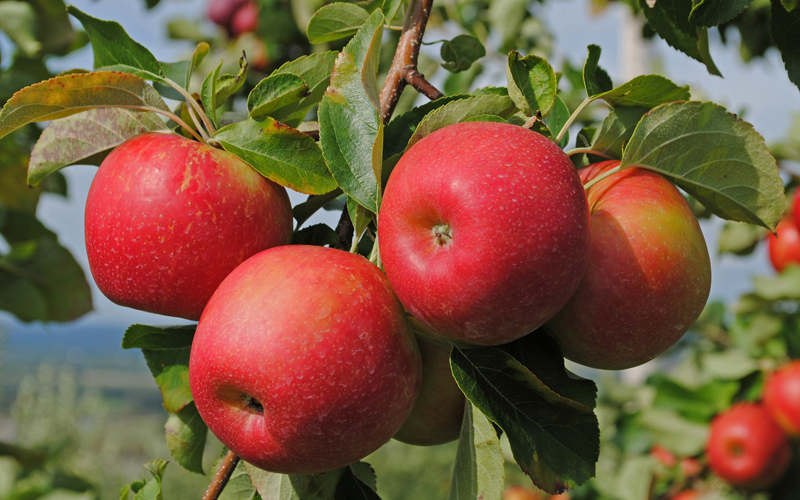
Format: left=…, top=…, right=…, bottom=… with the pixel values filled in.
left=404, top=69, right=443, bottom=101
left=379, top=0, right=438, bottom=123
left=202, top=450, right=240, bottom=500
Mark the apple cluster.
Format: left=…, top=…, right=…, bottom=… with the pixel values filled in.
left=768, top=190, right=800, bottom=272
left=83, top=121, right=712, bottom=474
left=207, top=0, right=259, bottom=38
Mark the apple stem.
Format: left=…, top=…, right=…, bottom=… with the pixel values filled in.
left=405, top=69, right=444, bottom=101
left=566, top=148, right=613, bottom=160
left=368, top=233, right=382, bottom=268
left=134, top=106, right=205, bottom=143
left=164, top=78, right=217, bottom=136
left=555, top=96, right=593, bottom=146
left=522, top=111, right=542, bottom=129
left=378, top=0, right=436, bottom=123
left=582, top=164, right=623, bottom=191
left=202, top=449, right=240, bottom=500
left=185, top=104, right=211, bottom=143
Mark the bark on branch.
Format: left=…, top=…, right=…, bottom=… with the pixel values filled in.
left=202, top=450, right=241, bottom=500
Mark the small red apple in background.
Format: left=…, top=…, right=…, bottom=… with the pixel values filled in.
left=651, top=445, right=677, bottom=467
left=379, top=122, right=591, bottom=346
left=764, top=360, right=800, bottom=436
left=680, top=457, right=703, bottom=478
left=393, top=334, right=464, bottom=446
left=208, top=0, right=249, bottom=27
left=671, top=491, right=698, bottom=500
left=231, top=2, right=259, bottom=37
left=546, top=160, right=711, bottom=370
left=706, top=402, right=791, bottom=491
left=85, top=132, right=291, bottom=320
left=503, top=485, right=543, bottom=500
left=768, top=218, right=800, bottom=272
left=189, top=245, right=422, bottom=474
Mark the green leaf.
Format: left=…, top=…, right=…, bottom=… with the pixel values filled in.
left=700, top=349, right=759, bottom=379
left=28, top=109, right=168, bottom=186
left=753, top=265, right=800, bottom=299
left=383, top=95, right=471, bottom=158
left=292, top=190, right=344, bottom=228
left=783, top=0, right=800, bottom=11
left=772, top=0, right=800, bottom=91
left=0, top=71, right=170, bottom=140
left=269, top=52, right=338, bottom=127
left=218, top=461, right=261, bottom=500
left=0, top=2, right=41, bottom=56
left=347, top=197, right=373, bottom=242
left=307, top=3, right=370, bottom=44
left=292, top=223, right=340, bottom=247
left=463, top=114, right=508, bottom=124
left=718, top=220, right=769, bottom=255
left=382, top=0, right=405, bottom=23
left=506, top=51, right=557, bottom=117
left=407, top=95, right=517, bottom=148
left=696, top=27, right=723, bottom=77
left=165, top=403, right=208, bottom=475
left=447, top=402, right=504, bottom=500
left=142, top=347, right=192, bottom=413
left=441, top=35, right=486, bottom=73
left=334, top=463, right=380, bottom=500
left=122, top=324, right=196, bottom=350
left=451, top=347, right=599, bottom=494
left=216, top=55, right=249, bottom=106
left=214, top=117, right=337, bottom=195
left=501, top=332, right=597, bottom=409
left=583, top=45, right=612, bottom=97
left=201, top=61, right=223, bottom=128
left=650, top=374, right=739, bottom=421
left=689, top=0, right=754, bottom=26
left=593, top=75, right=691, bottom=108
left=121, top=460, right=167, bottom=500
left=591, top=107, right=648, bottom=159
left=245, top=462, right=345, bottom=499
left=67, top=6, right=164, bottom=81
left=319, top=9, right=385, bottom=213
left=638, top=408, right=709, bottom=457
left=0, top=234, right=92, bottom=322
left=615, top=456, right=656, bottom=500
left=547, top=96, right=571, bottom=148
left=248, top=73, right=309, bottom=119
left=620, top=101, right=784, bottom=230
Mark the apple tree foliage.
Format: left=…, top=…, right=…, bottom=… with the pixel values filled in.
left=0, top=0, right=798, bottom=499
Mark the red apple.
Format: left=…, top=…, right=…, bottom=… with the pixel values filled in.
left=768, top=218, right=800, bottom=272
left=680, top=457, right=703, bottom=478
left=393, top=334, right=464, bottom=446
left=85, top=132, right=292, bottom=320
left=651, top=445, right=677, bottom=467
left=764, top=360, right=800, bottom=436
left=379, top=122, right=591, bottom=346
left=546, top=160, right=711, bottom=369
left=671, top=491, right=698, bottom=500
left=208, top=0, right=249, bottom=27
left=706, top=402, right=791, bottom=491
left=189, top=245, right=422, bottom=474
left=231, top=2, right=259, bottom=37
left=503, top=485, right=543, bottom=500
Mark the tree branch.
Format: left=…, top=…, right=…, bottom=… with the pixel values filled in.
left=202, top=450, right=240, bottom=500
left=404, top=69, right=443, bottom=101
left=379, top=0, right=437, bottom=123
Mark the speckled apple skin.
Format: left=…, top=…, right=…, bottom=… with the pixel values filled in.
left=547, top=160, right=711, bottom=370
left=189, top=245, right=422, bottom=475
left=764, top=360, right=800, bottom=436
left=393, top=334, right=464, bottom=446
left=85, top=132, right=292, bottom=320
left=378, top=122, right=591, bottom=346
left=707, top=403, right=791, bottom=491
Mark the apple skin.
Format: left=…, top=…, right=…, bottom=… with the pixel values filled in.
left=768, top=218, right=800, bottom=272
left=393, top=334, right=465, bottom=446
left=85, top=132, right=292, bottom=320
left=764, top=360, right=800, bottom=436
left=189, top=245, right=422, bottom=475
left=231, top=2, right=259, bottom=37
left=546, top=160, right=711, bottom=370
left=671, top=491, right=698, bottom=500
left=379, top=122, right=591, bottom=346
left=208, top=0, right=249, bottom=27
left=503, top=485, right=543, bottom=500
left=706, top=403, right=791, bottom=491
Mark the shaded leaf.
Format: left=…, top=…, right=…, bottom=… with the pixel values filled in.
left=696, top=27, right=723, bottom=77
left=334, top=463, right=380, bottom=500
left=451, top=347, right=599, bottom=493
left=591, top=107, right=649, bottom=159
left=307, top=3, right=370, bottom=44
left=347, top=197, right=373, bottom=243
left=383, top=95, right=471, bottom=158
left=0, top=71, right=170, bottom=140
left=621, top=101, right=784, bottom=230
left=216, top=55, right=249, bottom=106
left=718, top=220, right=768, bottom=255
left=638, top=408, right=709, bottom=457
left=441, top=35, right=486, bottom=73
left=28, top=108, right=168, bottom=186
left=753, top=265, right=800, bottom=299
left=142, top=347, right=192, bottom=413
left=407, top=94, right=517, bottom=148
left=218, top=461, right=261, bottom=500
left=583, top=45, right=612, bottom=97
left=0, top=2, right=41, bottom=56
left=689, top=0, right=754, bottom=26
left=269, top=52, right=338, bottom=127
left=201, top=61, right=223, bottom=128
left=447, top=402, right=504, bottom=500
left=506, top=51, right=557, bottom=117
left=214, top=117, right=337, bottom=195
left=319, top=10, right=385, bottom=213
left=122, top=324, right=196, bottom=350
left=248, top=73, right=309, bottom=119
left=165, top=403, right=208, bottom=475
left=650, top=374, right=739, bottom=421
left=593, top=75, right=691, bottom=109
left=547, top=96, right=571, bottom=148
left=292, top=223, right=340, bottom=247
left=293, top=190, right=344, bottom=228
left=245, top=462, right=345, bottom=499
left=772, top=0, right=800, bottom=91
